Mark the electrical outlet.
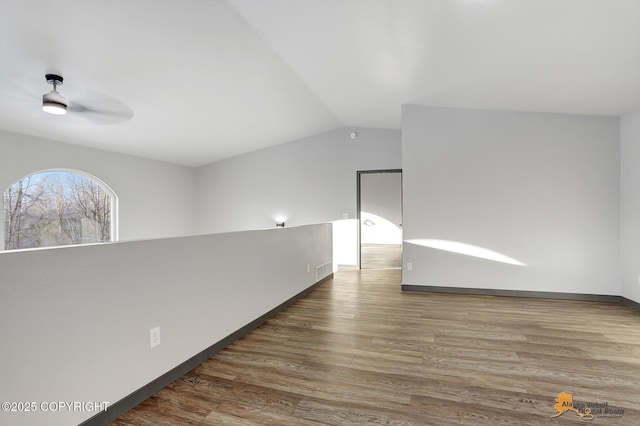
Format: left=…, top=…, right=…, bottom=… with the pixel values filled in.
left=407, top=262, right=413, bottom=271
left=150, top=327, right=161, bottom=348
left=343, top=213, right=349, bottom=219
left=307, top=264, right=311, bottom=273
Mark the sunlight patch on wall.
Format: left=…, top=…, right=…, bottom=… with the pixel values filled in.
left=361, top=211, right=402, bottom=245
left=405, top=239, right=527, bottom=266
left=332, top=219, right=358, bottom=270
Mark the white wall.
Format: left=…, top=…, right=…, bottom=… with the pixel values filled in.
left=195, top=127, right=402, bottom=234
left=621, top=109, right=640, bottom=304
left=1, top=127, right=401, bottom=249
left=0, top=224, right=332, bottom=426
left=0, top=130, right=197, bottom=244
left=402, top=105, right=621, bottom=296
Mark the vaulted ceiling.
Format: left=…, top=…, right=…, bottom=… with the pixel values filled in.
left=1, top=0, right=638, bottom=166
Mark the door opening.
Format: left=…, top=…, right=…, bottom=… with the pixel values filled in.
left=357, top=170, right=402, bottom=269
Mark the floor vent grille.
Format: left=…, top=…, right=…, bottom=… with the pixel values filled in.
left=316, top=262, right=332, bottom=281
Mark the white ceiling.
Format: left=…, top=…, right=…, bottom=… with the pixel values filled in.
left=1, top=0, right=639, bottom=167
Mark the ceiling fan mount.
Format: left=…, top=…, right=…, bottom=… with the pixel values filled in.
left=45, top=73, right=64, bottom=86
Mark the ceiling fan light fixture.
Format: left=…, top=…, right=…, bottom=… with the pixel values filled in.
left=42, top=90, right=68, bottom=115
left=42, top=74, right=67, bottom=115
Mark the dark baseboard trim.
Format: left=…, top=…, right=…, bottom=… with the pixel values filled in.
left=401, top=284, right=629, bottom=305
left=79, top=274, right=333, bottom=426
left=621, top=296, right=640, bottom=311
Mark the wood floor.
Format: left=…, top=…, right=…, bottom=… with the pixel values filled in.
left=111, top=269, right=640, bottom=425
left=360, top=244, right=402, bottom=270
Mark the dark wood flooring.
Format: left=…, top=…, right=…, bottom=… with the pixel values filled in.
left=111, top=268, right=640, bottom=425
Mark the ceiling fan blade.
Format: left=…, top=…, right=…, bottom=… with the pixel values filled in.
left=0, top=77, right=41, bottom=103
left=67, top=102, right=134, bottom=125
left=0, top=92, right=39, bottom=105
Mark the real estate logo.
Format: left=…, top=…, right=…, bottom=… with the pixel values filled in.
left=551, top=392, right=624, bottom=420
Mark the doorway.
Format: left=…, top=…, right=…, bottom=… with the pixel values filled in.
left=357, top=170, right=402, bottom=269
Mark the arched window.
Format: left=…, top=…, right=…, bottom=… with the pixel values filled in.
left=3, top=170, right=117, bottom=250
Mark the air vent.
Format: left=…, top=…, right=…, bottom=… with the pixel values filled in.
left=316, top=262, right=332, bottom=281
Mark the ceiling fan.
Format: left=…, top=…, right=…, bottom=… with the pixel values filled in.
left=41, top=73, right=134, bottom=124
left=42, top=74, right=68, bottom=115
left=1, top=72, right=134, bottom=125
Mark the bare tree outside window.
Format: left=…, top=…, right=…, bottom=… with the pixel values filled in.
left=3, top=171, right=115, bottom=250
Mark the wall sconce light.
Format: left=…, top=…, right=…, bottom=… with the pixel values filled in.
left=274, top=215, right=287, bottom=228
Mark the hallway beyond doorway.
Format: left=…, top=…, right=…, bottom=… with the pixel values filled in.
left=360, top=244, right=401, bottom=269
